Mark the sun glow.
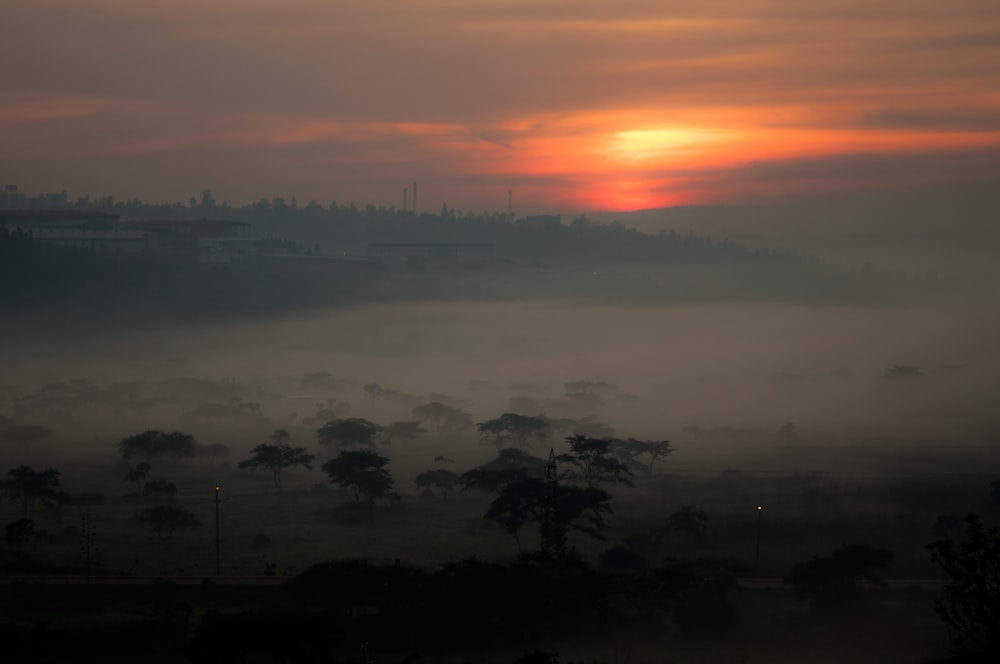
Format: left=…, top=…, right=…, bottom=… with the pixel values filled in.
left=610, top=127, right=720, bottom=162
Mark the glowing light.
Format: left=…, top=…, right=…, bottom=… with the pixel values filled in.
left=610, top=127, right=718, bottom=162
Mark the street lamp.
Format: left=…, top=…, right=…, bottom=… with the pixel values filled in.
left=755, top=505, right=763, bottom=572
left=215, top=485, right=221, bottom=576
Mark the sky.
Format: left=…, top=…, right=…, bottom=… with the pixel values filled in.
left=2, top=0, right=999, bottom=213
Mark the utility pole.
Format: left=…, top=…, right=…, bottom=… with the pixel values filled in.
left=215, top=485, right=221, bottom=576
left=541, top=448, right=564, bottom=558
left=80, top=511, right=95, bottom=583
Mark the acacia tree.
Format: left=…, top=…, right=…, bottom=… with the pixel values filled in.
left=459, top=448, right=546, bottom=493
left=0, top=466, right=61, bottom=518
left=660, top=506, right=711, bottom=542
left=123, top=462, right=151, bottom=491
left=239, top=439, right=315, bottom=489
left=477, top=413, right=551, bottom=450
left=317, top=418, right=382, bottom=450
left=118, top=430, right=196, bottom=463
left=611, top=438, right=672, bottom=474
left=381, top=421, right=427, bottom=445
left=411, top=402, right=473, bottom=432
left=4, top=518, right=34, bottom=551
left=322, top=450, right=393, bottom=512
left=134, top=505, right=200, bottom=542
left=928, top=514, right=1000, bottom=657
left=484, top=477, right=612, bottom=553
left=557, top=435, right=633, bottom=488
left=415, top=469, right=459, bottom=499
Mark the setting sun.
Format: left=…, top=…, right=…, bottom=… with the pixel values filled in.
left=609, top=127, right=721, bottom=163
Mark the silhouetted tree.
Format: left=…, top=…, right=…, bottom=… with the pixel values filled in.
left=0, top=465, right=61, bottom=517
left=558, top=435, right=633, bottom=487
left=239, top=441, right=315, bottom=488
left=661, top=506, right=711, bottom=542
left=4, top=518, right=34, bottom=551
left=415, top=469, right=459, bottom=499
left=123, top=462, right=151, bottom=491
left=477, top=413, right=551, bottom=450
left=322, top=449, right=393, bottom=508
left=134, top=505, right=200, bottom=542
left=118, top=430, right=196, bottom=463
left=316, top=418, right=382, bottom=450
left=484, top=477, right=612, bottom=552
left=611, top=438, right=672, bottom=474
left=570, top=417, right=616, bottom=439
left=459, top=448, right=545, bottom=493
left=411, top=402, right=473, bottom=432
left=928, top=514, right=1000, bottom=657
left=381, top=420, right=427, bottom=445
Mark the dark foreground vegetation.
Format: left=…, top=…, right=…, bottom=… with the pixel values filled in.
left=3, top=439, right=999, bottom=663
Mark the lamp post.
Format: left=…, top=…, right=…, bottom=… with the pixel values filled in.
left=755, top=504, right=763, bottom=572
left=215, top=485, right=221, bottom=576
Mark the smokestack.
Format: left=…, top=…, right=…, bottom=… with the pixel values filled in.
left=403, top=187, right=408, bottom=212
left=412, top=181, right=418, bottom=214
left=508, top=189, right=512, bottom=214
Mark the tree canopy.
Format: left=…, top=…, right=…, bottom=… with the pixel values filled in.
left=411, top=402, right=473, bottom=432
left=477, top=413, right=551, bottom=450
left=928, top=514, right=1000, bottom=657
left=611, top=438, right=672, bottom=474
left=459, top=448, right=546, bottom=493
left=0, top=465, right=61, bottom=518
left=239, top=440, right=315, bottom=488
left=558, top=435, right=633, bottom=487
left=316, top=418, right=382, bottom=450
left=381, top=420, right=428, bottom=445
left=118, top=430, right=197, bottom=463
left=484, top=476, right=612, bottom=553
left=134, top=504, right=200, bottom=542
left=123, top=462, right=151, bottom=491
left=322, top=449, right=393, bottom=506
left=415, top=469, right=459, bottom=499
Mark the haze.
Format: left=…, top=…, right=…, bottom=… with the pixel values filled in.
left=3, top=0, right=999, bottom=212
left=3, top=3, right=1000, bottom=662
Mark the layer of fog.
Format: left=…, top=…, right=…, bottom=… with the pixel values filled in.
left=590, top=184, right=1000, bottom=289
left=3, top=298, right=998, bottom=480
